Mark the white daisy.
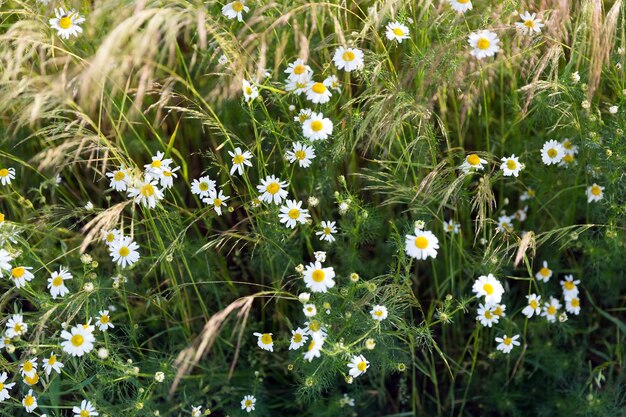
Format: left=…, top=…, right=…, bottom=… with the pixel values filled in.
left=303, top=261, right=335, bottom=293
left=229, top=147, right=253, bottom=175
left=370, top=305, right=388, bottom=321
left=449, top=0, right=472, bottom=13
left=521, top=294, right=542, bottom=318
left=0, top=167, right=15, bottom=186
left=252, top=332, right=274, bottom=352
left=191, top=176, right=216, bottom=198
left=101, top=229, right=121, bottom=246
left=476, top=303, right=499, bottom=327
left=495, top=334, right=520, bottom=354
left=294, top=108, right=312, bottom=124
left=191, top=406, right=202, bottom=417
left=564, top=295, right=581, bottom=315
left=257, top=175, right=289, bottom=204
left=468, top=30, right=500, bottom=59
left=144, top=151, right=172, bottom=178
left=302, top=112, right=333, bottom=141
left=404, top=229, right=439, bottom=260
left=96, top=310, right=114, bottom=332
left=286, top=142, right=316, bottom=168
left=109, top=235, right=140, bottom=268
left=0, top=372, right=16, bottom=401
left=496, top=214, right=513, bottom=233
left=443, top=219, right=460, bottom=234
left=385, top=21, right=410, bottom=43
left=500, top=154, right=524, bottom=177
left=304, top=319, right=327, bottom=337
left=305, top=81, right=332, bottom=104
left=459, top=154, right=487, bottom=174
left=20, top=358, right=37, bottom=378
left=278, top=199, right=310, bottom=229
left=10, top=266, right=34, bottom=288
left=284, top=59, right=313, bottom=83
left=586, top=183, right=604, bottom=203
left=127, top=176, right=164, bottom=209
left=242, top=79, right=258, bottom=102
left=222, top=1, right=249, bottom=22
left=289, top=327, right=308, bottom=350
left=315, top=220, right=337, bottom=242
left=61, top=324, right=95, bottom=357
left=303, top=303, right=317, bottom=317
left=303, top=332, right=325, bottom=362
left=560, top=274, right=580, bottom=298
left=535, top=260, right=552, bottom=283
left=516, top=11, right=544, bottom=35
left=323, top=75, right=341, bottom=93
left=49, top=8, right=85, bottom=39
left=332, top=47, right=364, bottom=72
left=22, top=389, right=37, bottom=413
left=471, top=274, right=504, bottom=306
left=240, top=395, right=256, bottom=413
left=47, top=267, right=72, bottom=299
left=159, top=166, right=180, bottom=189
left=0, top=248, right=13, bottom=277
left=285, top=78, right=311, bottom=96
left=540, top=140, right=565, bottom=165
left=42, top=353, right=64, bottom=376
left=202, top=188, right=229, bottom=216
left=541, top=297, right=561, bottom=322
left=106, top=166, right=130, bottom=192
left=347, top=354, right=370, bottom=378
left=72, top=400, right=98, bottom=417
left=5, top=314, right=27, bottom=338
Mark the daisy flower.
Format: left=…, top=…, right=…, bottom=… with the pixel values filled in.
left=323, top=75, right=341, bottom=93
left=5, top=314, right=27, bottom=338
left=253, top=332, right=274, bottom=352
left=49, top=8, right=85, bottom=39
left=289, top=328, right=308, bottom=350
left=516, top=11, right=544, bottom=35
left=303, top=261, right=336, bottom=293
left=0, top=167, right=15, bottom=186
left=385, top=21, right=410, bottom=43
left=96, top=310, right=114, bottom=332
left=72, top=400, right=98, bottom=417
left=101, top=229, right=121, bottom=246
left=459, top=154, right=487, bottom=174
left=472, top=274, right=504, bottom=306
left=159, top=166, right=180, bottom=189
left=332, top=47, right=364, bottom=72
left=586, top=183, right=604, bottom=203
left=495, top=334, right=520, bottom=354
left=202, top=188, right=229, bottom=216
left=241, top=395, right=256, bottom=413
left=535, top=260, right=552, bottom=283
left=42, top=353, right=63, bottom=376
left=22, top=389, right=37, bottom=413
left=191, top=406, right=202, bottom=417
left=48, top=267, right=72, bottom=299
left=522, top=294, right=542, bottom=318
left=347, top=354, right=370, bottom=378
left=496, top=214, right=513, bottom=233
left=222, top=1, right=249, bottom=21
left=0, top=249, right=12, bottom=277
left=304, top=319, right=327, bottom=337
left=61, top=324, right=95, bottom=357
left=0, top=372, right=15, bottom=401
left=468, top=30, right=500, bottom=59
left=20, top=359, right=37, bottom=378
left=257, top=175, right=289, bottom=204
left=370, top=305, right=388, bottom=321
left=286, top=142, right=315, bottom=168
left=191, top=176, right=216, bottom=198
left=540, top=140, right=565, bottom=165
left=303, top=333, right=325, bottom=362
left=284, top=59, right=313, bottom=83
left=443, top=219, right=460, bottom=234
left=541, top=297, right=561, bottom=322
left=285, top=78, right=311, bottom=95
left=500, top=154, right=523, bottom=177
left=476, top=303, right=499, bottom=327
left=306, top=81, right=332, bottom=104
left=315, top=220, right=337, bottom=242
left=242, top=80, right=258, bottom=102
left=10, top=265, right=34, bottom=288
left=294, top=108, right=313, bottom=124
left=229, top=147, right=253, bottom=175
left=562, top=138, right=578, bottom=156
left=302, top=112, right=333, bottom=141
left=303, top=303, right=317, bottom=317
left=404, top=229, right=439, bottom=260
left=560, top=274, right=580, bottom=298
left=144, top=151, right=172, bottom=178
left=106, top=167, right=130, bottom=191
left=492, top=304, right=506, bottom=318
left=109, top=235, right=140, bottom=268
left=278, top=200, right=310, bottom=229
left=449, top=0, right=472, bottom=13
left=127, top=176, right=164, bottom=209
left=23, top=372, right=39, bottom=386
left=565, top=295, right=581, bottom=315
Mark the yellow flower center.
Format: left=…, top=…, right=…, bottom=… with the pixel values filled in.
left=293, top=64, right=306, bottom=75
left=245, top=86, right=252, bottom=95
left=119, top=246, right=130, bottom=257
left=0, top=383, right=3, bottom=390
left=14, top=323, right=23, bottom=333
left=310, top=120, right=323, bottom=132
left=530, top=300, right=538, bottom=309
left=357, top=361, right=368, bottom=371
left=547, top=305, right=556, bottom=315
left=458, top=0, right=470, bottom=3
left=100, top=315, right=110, bottom=324
left=392, top=27, right=404, bottom=37
left=113, top=171, right=125, bottom=181
left=71, top=334, right=84, bottom=347
left=342, top=50, right=355, bottom=61
left=261, top=333, right=272, bottom=345
left=233, top=154, right=245, bottom=164
left=48, top=355, right=56, bottom=365
left=52, top=276, right=63, bottom=287
left=232, top=1, right=244, bottom=12
left=570, top=298, right=580, bottom=307
left=23, top=361, right=33, bottom=372
left=24, top=396, right=35, bottom=406
left=309, top=320, right=321, bottom=332
left=106, top=232, right=115, bottom=242
left=0, top=169, right=7, bottom=178
left=547, top=148, right=557, bottom=158
left=245, top=400, right=253, bottom=407
left=214, top=198, right=222, bottom=207
left=524, top=19, right=535, bottom=28
left=563, top=140, right=573, bottom=149
left=311, top=82, right=326, bottom=94
left=163, top=170, right=172, bottom=177
left=503, top=337, right=512, bottom=345
left=477, top=38, right=490, bottom=50
left=312, top=269, right=325, bottom=282
left=81, top=410, right=90, bottom=417
left=293, top=333, right=302, bottom=343
left=24, top=373, right=39, bottom=385
left=374, top=310, right=383, bottom=317
left=591, top=185, right=601, bottom=196
left=295, top=150, right=306, bottom=160
left=266, top=182, right=280, bottom=194
left=307, top=340, right=316, bottom=351
left=151, top=160, right=162, bottom=168
left=563, top=154, right=574, bottom=163
left=467, top=154, right=480, bottom=166
left=323, top=227, right=331, bottom=235
left=483, top=283, right=494, bottom=295
left=506, top=159, right=517, bottom=170
left=288, top=208, right=300, bottom=219
left=12, top=267, right=25, bottom=278
left=493, top=306, right=503, bottom=316
left=414, top=236, right=428, bottom=249
left=140, top=184, right=155, bottom=197
left=539, top=267, right=550, bottom=277
left=0, top=213, right=4, bottom=222
left=564, top=281, right=575, bottom=290
left=199, top=182, right=209, bottom=191
left=484, top=310, right=493, bottom=319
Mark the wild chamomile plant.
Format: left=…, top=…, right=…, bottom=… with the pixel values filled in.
left=1, top=0, right=625, bottom=416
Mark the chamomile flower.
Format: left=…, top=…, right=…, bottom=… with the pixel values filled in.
left=586, top=183, right=604, bottom=203
left=459, top=154, right=487, bottom=174
left=101, top=229, right=121, bottom=246
left=385, top=21, right=410, bottom=43
left=5, top=314, right=27, bottom=338
left=72, top=400, right=98, bottom=417
left=535, top=261, right=552, bottom=283
left=540, top=140, right=565, bottom=165
left=49, top=8, right=84, bottom=39
left=565, top=295, right=581, bottom=315
left=242, top=80, right=258, bottom=102
left=159, top=166, right=180, bottom=189
left=496, top=214, right=513, bottom=233
left=144, top=151, right=172, bottom=178
left=109, top=235, right=140, bottom=268
left=306, top=81, right=332, bottom=104
left=42, top=353, right=63, bottom=375
left=106, top=167, right=130, bottom=191
left=0, top=167, right=15, bottom=186
left=20, top=359, right=37, bottom=378
left=229, top=147, right=253, bottom=175
left=284, top=59, right=313, bottom=83
left=347, top=354, right=370, bottom=378
left=294, top=108, right=312, bottom=124
left=61, top=324, right=95, bottom=357
left=241, top=395, right=256, bottom=413
left=303, top=332, right=325, bottom=361
left=476, top=303, right=499, bottom=327
left=22, top=389, right=37, bottom=413
left=285, top=78, right=311, bottom=95
left=48, top=267, right=72, bottom=299
left=302, top=112, right=333, bottom=141
left=449, top=0, right=472, bottom=13
left=257, top=175, right=289, bottom=204
left=404, top=229, right=439, bottom=260
left=303, top=261, right=336, bottom=293
left=516, top=11, right=544, bottom=35
left=222, top=1, right=249, bottom=22
left=23, top=371, right=39, bottom=386
left=472, top=274, right=504, bottom=306
left=10, top=265, right=34, bottom=288
left=303, top=303, right=317, bottom=317
left=495, top=334, right=520, bottom=354
left=370, top=305, right=388, bottom=321
left=323, top=75, right=341, bottom=93
left=500, top=154, right=524, bottom=177
left=289, top=328, right=308, bottom=350
left=278, top=200, right=310, bottom=229
left=541, top=297, right=561, bottom=322
left=492, top=304, right=506, bottom=318
left=127, top=176, right=164, bottom=208
left=304, top=319, right=327, bottom=337
left=191, top=176, right=216, bottom=198
left=332, top=47, right=364, bottom=72
left=253, top=332, right=274, bottom=352
left=96, top=310, right=114, bottom=331
left=560, top=274, right=580, bottom=298
left=0, top=249, right=12, bottom=277
left=286, top=142, right=316, bottom=168
left=202, top=188, right=229, bottom=216
left=443, top=219, right=460, bottom=234
left=315, top=220, right=337, bottom=242
left=468, top=30, right=500, bottom=59
left=0, top=372, right=15, bottom=401
left=522, top=294, right=542, bottom=318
